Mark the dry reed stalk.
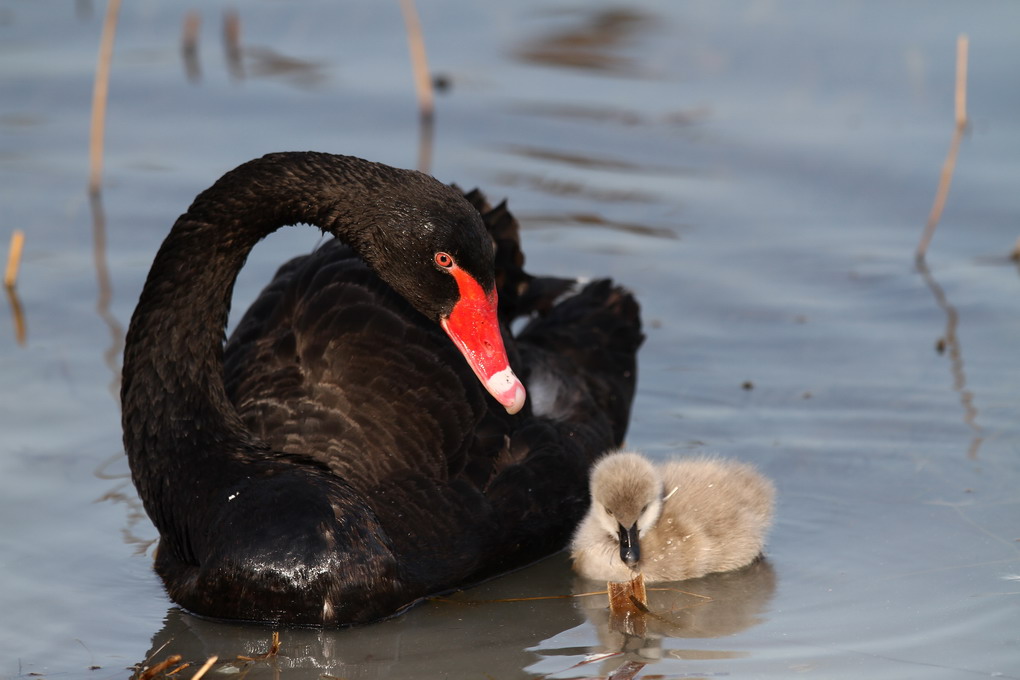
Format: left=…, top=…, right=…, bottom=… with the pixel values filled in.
left=164, top=662, right=190, bottom=676
left=399, top=0, right=434, bottom=123
left=138, top=655, right=182, bottom=680
left=399, top=0, right=435, bottom=172
left=916, top=34, right=969, bottom=261
left=4, top=230, right=24, bottom=289
left=88, top=0, right=122, bottom=195
left=954, top=34, right=968, bottom=129
left=190, top=656, right=218, bottom=680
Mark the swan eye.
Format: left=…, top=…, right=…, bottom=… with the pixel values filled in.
left=434, top=252, right=454, bottom=268
left=640, top=504, right=649, bottom=515
left=604, top=507, right=614, bottom=517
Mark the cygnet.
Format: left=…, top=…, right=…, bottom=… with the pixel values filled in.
left=570, top=451, right=775, bottom=582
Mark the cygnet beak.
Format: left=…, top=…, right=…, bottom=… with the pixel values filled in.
left=618, top=523, right=641, bottom=568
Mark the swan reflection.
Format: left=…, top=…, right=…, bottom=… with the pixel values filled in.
left=571, top=558, right=776, bottom=670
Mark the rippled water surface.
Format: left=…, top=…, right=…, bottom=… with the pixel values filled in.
left=1, top=1, right=1018, bottom=678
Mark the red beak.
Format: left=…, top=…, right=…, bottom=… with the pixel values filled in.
left=440, top=268, right=526, bottom=415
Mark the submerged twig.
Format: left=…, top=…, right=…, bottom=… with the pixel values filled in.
left=88, top=0, right=122, bottom=195
left=916, top=34, right=968, bottom=261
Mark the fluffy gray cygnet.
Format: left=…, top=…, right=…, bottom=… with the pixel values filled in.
left=570, top=451, right=775, bottom=582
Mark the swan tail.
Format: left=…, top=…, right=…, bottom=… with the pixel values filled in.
left=460, top=187, right=577, bottom=323
left=518, top=279, right=643, bottom=445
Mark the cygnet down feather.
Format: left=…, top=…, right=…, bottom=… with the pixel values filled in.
left=570, top=451, right=775, bottom=582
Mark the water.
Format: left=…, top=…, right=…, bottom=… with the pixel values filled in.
left=1, top=1, right=1018, bottom=678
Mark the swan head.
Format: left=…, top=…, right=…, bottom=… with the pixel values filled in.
left=589, top=451, right=665, bottom=569
left=345, top=171, right=526, bottom=414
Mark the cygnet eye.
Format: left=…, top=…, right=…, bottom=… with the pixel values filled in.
left=640, top=504, right=649, bottom=514
left=604, top=506, right=614, bottom=517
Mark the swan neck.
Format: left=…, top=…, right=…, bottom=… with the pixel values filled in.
left=121, top=153, right=390, bottom=468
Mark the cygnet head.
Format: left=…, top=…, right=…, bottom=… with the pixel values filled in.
left=589, top=451, right=665, bottom=569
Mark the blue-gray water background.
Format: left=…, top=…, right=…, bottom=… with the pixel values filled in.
left=1, top=2, right=1018, bottom=678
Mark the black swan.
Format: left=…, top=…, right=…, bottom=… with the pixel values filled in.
left=122, top=152, right=643, bottom=625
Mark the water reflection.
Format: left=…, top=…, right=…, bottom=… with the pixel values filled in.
left=568, top=559, right=775, bottom=674
left=75, top=0, right=92, bottom=21
left=916, top=260, right=983, bottom=459
left=94, top=447, right=153, bottom=557
left=511, top=102, right=712, bottom=128
left=494, top=171, right=657, bottom=204
left=97, top=479, right=156, bottom=556
left=126, top=556, right=772, bottom=678
left=133, top=558, right=771, bottom=680
left=242, top=47, right=328, bottom=89
left=223, top=9, right=244, bottom=81
left=3, top=284, right=26, bottom=345
left=138, top=599, right=571, bottom=678
left=89, top=190, right=124, bottom=404
left=515, top=8, right=655, bottom=75
left=174, top=9, right=324, bottom=89
left=416, top=112, right=434, bottom=175
left=502, top=144, right=693, bottom=177
left=522, top=212, right=678, bottom=240
left=180, top=11, right=201, bottom=83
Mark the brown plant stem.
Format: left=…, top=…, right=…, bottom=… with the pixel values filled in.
left=916, top=34, right=968, bottom=261
left=399, top=0, right=435, bottom=173
left=88, top=0, right=122, bottom=195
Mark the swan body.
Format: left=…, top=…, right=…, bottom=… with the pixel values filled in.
left=122, top=152, right=642, bottom=625
left=570, top=451, right=774, bottom=582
